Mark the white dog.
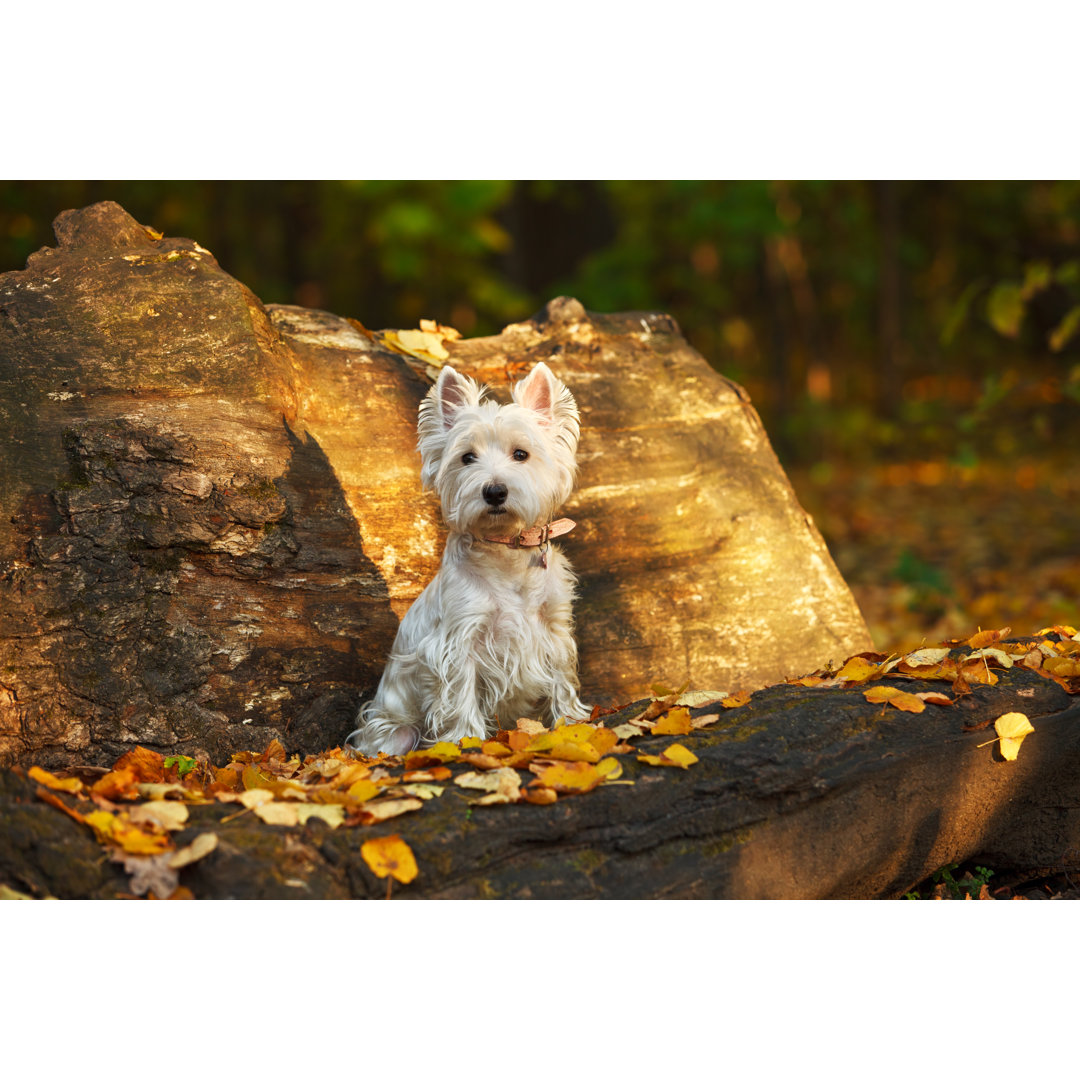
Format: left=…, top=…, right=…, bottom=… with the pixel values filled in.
left=345, top=361, right=591, bottom=757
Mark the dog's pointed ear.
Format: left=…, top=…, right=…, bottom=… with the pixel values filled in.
left=514, top=362, right=579, bottom=435
left=433, top=366, right=481, bottom=429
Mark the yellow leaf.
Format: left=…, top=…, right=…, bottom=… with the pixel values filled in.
left=384, top=328, right=450, bottom=363
left=994, top=712, right=1034, bottom=761
left=525, top=723, right=596, bottom=752
left=530, top=760, right=604, bottom=794
left=637, top=743, right=698, bottom=769
left=345, top=778, right=382, bottom=803
left=361, top=835, right=419, bottom=884
left=403, top=742, right=461, bottom=768
left=83, top=810, right=172, bottom=855
left=835, top=656, right=883, bottom=684
left=418, top=317, right=462, bottom=341
left=547, top=740, right=601, bottom=763
left=27, top=766, right=83, bottom=794
left=168, top=832, right=219, bottom=869
left=459, top=737, right=483, bottom=749
left=863, top=686, right=926, bottom=713
left=652, top=707, right=693, bottom=735
left=596, top=757, right=624, bottom=781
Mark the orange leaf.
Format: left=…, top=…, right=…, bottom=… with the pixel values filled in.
left=967, top=627, right=1010, bottom=650
left=90, top=767, right=140, bottom=801
left=361, top=835, right=419, bottom=884
left=916, top=692, right=954, bottom=706
left=401, top=766, right=451, bottom=783
left=521, top=786, right=558, bottom=805
left=588, top=727, right=619, bottom=754
left=113, top=746, right=166, bottom=783
left=721, top=689, right=753, bottom=709
left=261, top=738, right=287, bottom=763
left=652, top=707, right=693, bottom=735
left=863, top=686, right=926, bottom=713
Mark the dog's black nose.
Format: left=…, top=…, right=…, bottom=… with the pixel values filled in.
left=483, top=482, right=508, bottom=507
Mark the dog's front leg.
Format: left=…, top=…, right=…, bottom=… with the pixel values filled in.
left=426, top=651, right=490, bottom=745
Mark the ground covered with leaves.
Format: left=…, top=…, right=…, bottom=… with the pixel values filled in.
left=792, top=453, right=1080, bottom=651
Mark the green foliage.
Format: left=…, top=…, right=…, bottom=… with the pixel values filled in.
left=163, top=755, right=197, bottom=779
left=3, top=180, right=1079, bottom=468
left=905, top=862, right=995, bottom=899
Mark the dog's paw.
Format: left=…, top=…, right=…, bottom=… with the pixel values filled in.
left=381, top=725, right=421, bottom=756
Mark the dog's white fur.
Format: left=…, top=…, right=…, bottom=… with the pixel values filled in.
left=345, top=361, right=590, bottom=757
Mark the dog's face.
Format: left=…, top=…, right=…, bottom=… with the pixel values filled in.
left=417, top=363, right=580, bottom=537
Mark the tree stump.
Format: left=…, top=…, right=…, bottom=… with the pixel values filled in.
left=0, top=201, right=870, bottom=769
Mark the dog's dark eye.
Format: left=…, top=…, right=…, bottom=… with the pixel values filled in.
left=512, top=449, right=529, bottom=462
left=462, top=452, right=477, bottom=466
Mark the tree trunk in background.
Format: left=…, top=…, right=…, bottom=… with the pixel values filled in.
left=0, top=202, right=872, bottom=770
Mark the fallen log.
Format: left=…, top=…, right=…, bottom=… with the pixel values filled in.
left=2, top=654, right=1077, bottom=899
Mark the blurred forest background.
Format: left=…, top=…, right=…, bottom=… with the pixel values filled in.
left=2, top=180, right=1078, bottom=650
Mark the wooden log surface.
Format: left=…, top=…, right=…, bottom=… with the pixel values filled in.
left=2, top=655, right=1077, bottom=899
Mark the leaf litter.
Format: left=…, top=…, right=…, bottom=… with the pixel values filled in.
left=24, top=625, right=1076, bottom=896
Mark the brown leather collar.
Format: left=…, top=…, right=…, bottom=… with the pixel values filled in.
left=480, top=517, right=576, bottom=549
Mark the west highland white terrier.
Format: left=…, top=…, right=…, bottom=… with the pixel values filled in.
left=345, top=361, right=591, bottom=757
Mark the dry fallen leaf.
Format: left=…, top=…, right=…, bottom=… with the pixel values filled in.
left=356, top=797, right=424, bottom=824
left=915, top=692, right=954, bottom=706
left=27, top=766, right=83, bottom=794
left=361, top=835, right=419, bottom=885
left=530, top=760, right=605, bottom=794
left=675, top=690, right=727, bottom=708
left=168, top=832, right=219, bottom=869
left=115, top=851, right=179, bottom=900
left=637, top=743, right=699, bottom=769
left=834, top=656, right=884, bottom=684
left=83, top=809, right=172, bottom=855
left=128, top=801, right=189, bottom=831
left=992, top=712, right=1035, bottom=761
left=652, top=707, right=693, bottom=735
left=863, top=686, right=926, bottom=713
left=720, top=689, right=753, bottom=709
